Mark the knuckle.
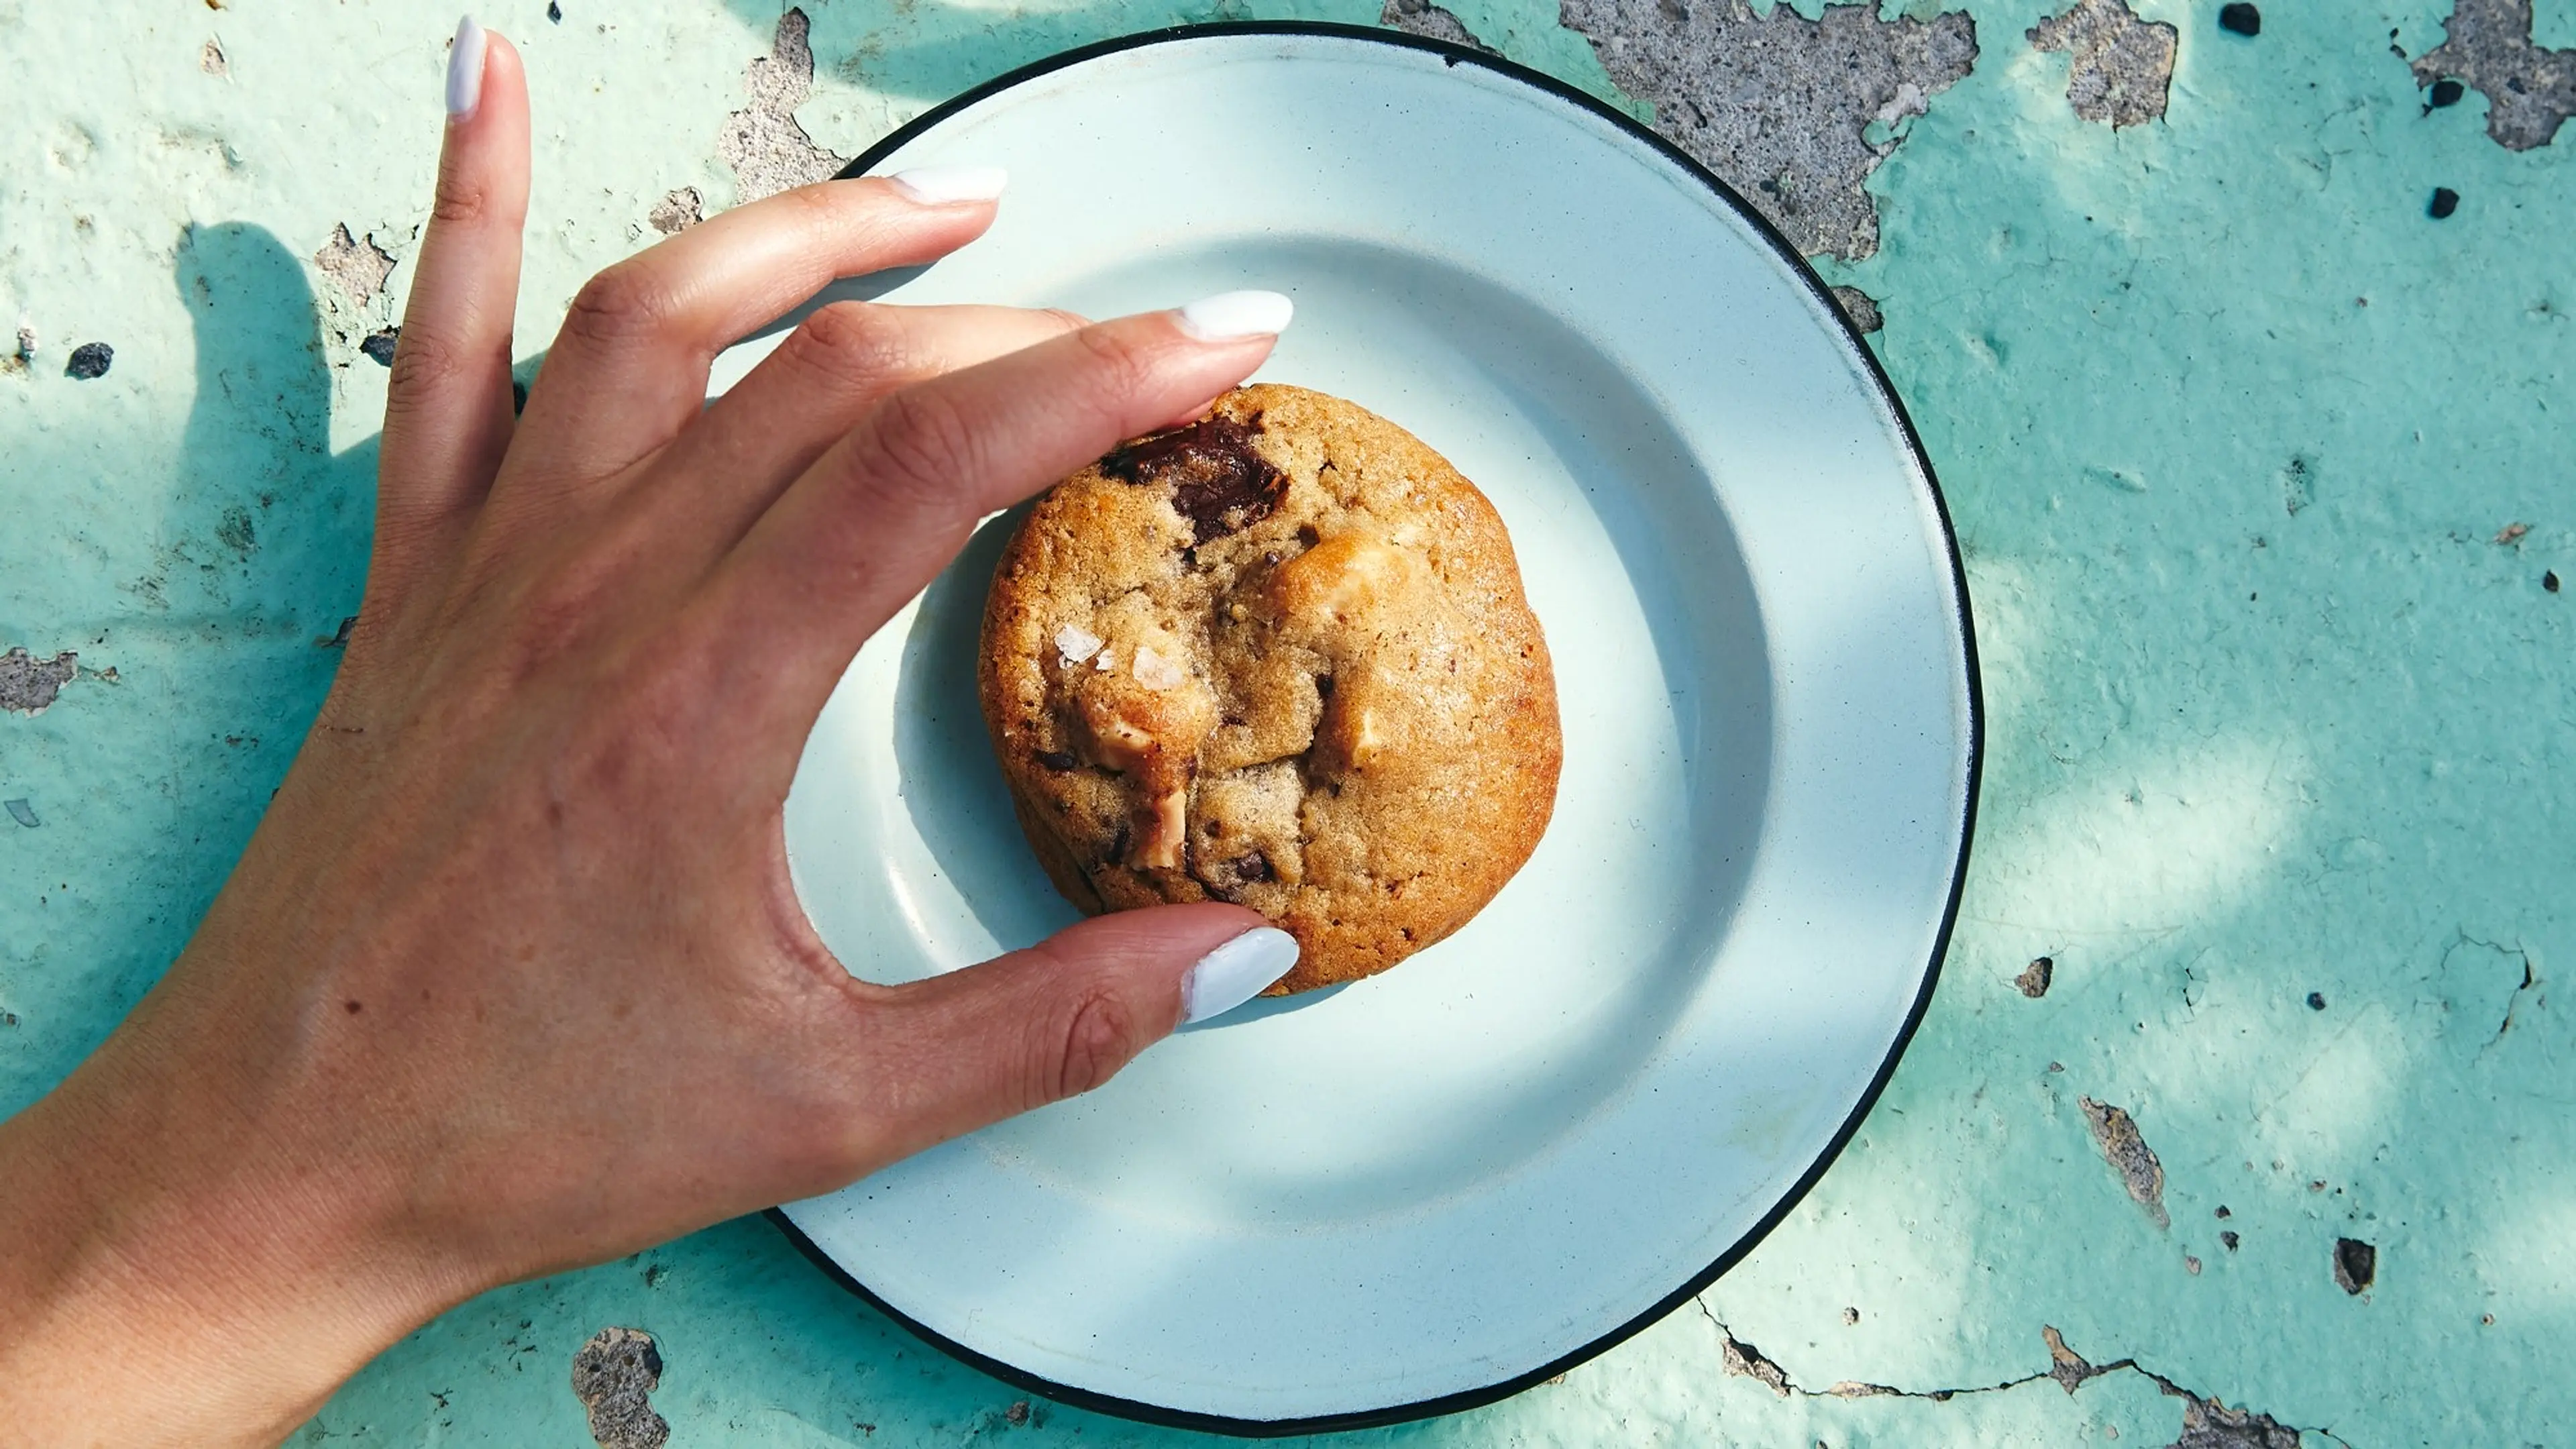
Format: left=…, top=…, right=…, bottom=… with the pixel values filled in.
left=429, top=175, right=496, bottom=227
left=1067, top=324, right=1163, bottom=406
left=559, top=265, right=674, bottom=352
left=857, top=384, right=981, bottom=513
left=789, top=303, right=920, bottom=390
left=1038, top=987, right=1143, bottom=1103
left=381, top=327, right=470, bottom=406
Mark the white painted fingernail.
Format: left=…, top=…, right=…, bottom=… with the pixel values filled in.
left=445, top=16, right=486, bottom=119
left=1175, top=290, right=1294, bottom=342
left=887, top=165, right=1010, bottom=205
left=1179, top=927, right=1300, bottom=1024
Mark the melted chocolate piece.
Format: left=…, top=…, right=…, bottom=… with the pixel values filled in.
left=1102, top=414, right=1285, bottom=543
left=1034, top=749, right=1079, bottom=772
left=1191, top=849, right=1275, bottom=903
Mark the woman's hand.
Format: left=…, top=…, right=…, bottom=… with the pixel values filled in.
left=0, top=20, right=1296, bottom=1445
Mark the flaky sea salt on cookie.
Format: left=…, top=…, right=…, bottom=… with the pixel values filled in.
left=977, top=384, right=1560, bottom=995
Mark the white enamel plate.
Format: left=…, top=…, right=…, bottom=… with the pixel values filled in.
left=732, top=24, right=1978, bottom=1435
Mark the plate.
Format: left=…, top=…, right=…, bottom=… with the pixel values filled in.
left=718, top=23, right=1978, bottom=1435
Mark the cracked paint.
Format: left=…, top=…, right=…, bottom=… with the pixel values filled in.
left=1703, top=1305, right=2330, bottom=1447
left=2029, top=0, right=2176, bottom=129
left=1556, top=0, right=1976, bottom=260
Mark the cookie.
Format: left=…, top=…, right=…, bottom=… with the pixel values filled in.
left=978, top=383, right=1560, bottom=994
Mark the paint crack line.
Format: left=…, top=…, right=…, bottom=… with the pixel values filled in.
left=1694, top=1299, right=2353, bottom=1447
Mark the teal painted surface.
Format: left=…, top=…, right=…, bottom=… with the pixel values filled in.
left=3, top=0, right=2570, bottom=1443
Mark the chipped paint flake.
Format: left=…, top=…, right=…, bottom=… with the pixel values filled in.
left=647, top=186, right=703, bottom=235
left=571, top=1327, right=669, bottom=1449
left=1381, top=0, right=1496, bottom=54
left=2030, top=0, right=2177, bottom=129
left=312, top=222, right=394, bottom=305
left=2080, top=1095, right=2169, bottom=1228
left=1557, top=0, right=1976, bottom=261
left=0, top=649, right=78, bottom=715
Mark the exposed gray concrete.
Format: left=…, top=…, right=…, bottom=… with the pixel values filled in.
left=2412, top=0, right=2576, bottom=150
left=2029, top=0, right=2177, bottom=129
left=1556, top=0, right=1976, bottom=260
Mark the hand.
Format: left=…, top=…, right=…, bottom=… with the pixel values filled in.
left=0, top=21, right=1297, bottom=1446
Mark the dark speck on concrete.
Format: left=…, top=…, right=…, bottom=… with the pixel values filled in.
left=2222, top=1229, right=2241, bottom=1250
left=1006, top=1400, right=1030, bottom=1426
left=2017, top=955, right=2055, bottom=998
left=2307, top=991, right=2326, bottom=1010
left=2218, top=3, right=2259, bottom=37
left=572, top=1328, right=669, bottom=1449
left=2546, top=570, right=2562, bottom=592
left=361, top=327, right=399, bottom=366
left=2430, top=186, right=2461, bottom=218
left=2334, top=1236, right=2376, bottom=1294
left=548, top=0, right=564, bottom=20
left=4, top=800, right=38, bottom=829
left=64, top=341, right=112, bottom=379
left=2431, top=77, right=2466, bottom=107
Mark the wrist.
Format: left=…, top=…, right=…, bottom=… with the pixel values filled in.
left=0, top=994, right=472, bottom=1446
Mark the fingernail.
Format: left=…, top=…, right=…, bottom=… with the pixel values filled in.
left=887, top=164, right=1010, bottom=205
left=1175, top=290, right=1295, bottom=342
left=1179, top=927, right=1300, bottom=1024
left=445, top=15, right=487, bottom=119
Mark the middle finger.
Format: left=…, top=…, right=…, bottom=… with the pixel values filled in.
left=643, top=299, right=1087, bottom=557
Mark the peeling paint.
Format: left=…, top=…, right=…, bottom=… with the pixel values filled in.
left=1556, top=0, right=1976, bottom=260
left=311, top=222, right=394, bottom=305
left=2081, top=1096, right=2169, bottom=1229
left=2029, top=0, right=2177, bottom=129
left=2412, top=0, right=2576, bottom=150
left=570, top=1327, right=668, bottom=1449
left=1381, top=0, right=1496, bottom=54
left=2017, top=954, right=2055, bottom=998
left=719, top=9, right=849, bottom=205
left=0, top=649, right=78, bottom=716
left=2332, top=1236, right=2375, bottom=1295
left=647, top=186, right=703, bottom=235
left=1829, top=283, right=1884, bottom=334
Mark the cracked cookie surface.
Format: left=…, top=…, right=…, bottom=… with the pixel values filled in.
left=979, top=384, right=1560, bottom=994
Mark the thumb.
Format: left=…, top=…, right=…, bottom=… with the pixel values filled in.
left=857, top=905, right=1298, bottom=1159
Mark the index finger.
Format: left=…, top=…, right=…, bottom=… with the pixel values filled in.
left=688, top=290, right=1293, bottom=757
left=504, top=169, right=1011, bottom=493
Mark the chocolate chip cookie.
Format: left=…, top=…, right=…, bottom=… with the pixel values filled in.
left=978, top=383, right=1560, bottom=994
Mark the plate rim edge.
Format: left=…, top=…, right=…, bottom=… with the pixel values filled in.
left=767, top=17, right=1988, bottom=1438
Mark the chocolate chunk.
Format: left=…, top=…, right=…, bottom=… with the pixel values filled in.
left=1034, top=749, right=1079, bottom=772
left=1235, top=852, right=1273, bottom=881
left=1102, top=413, right=1285, bottom=543
left=1191, top=849, right=1275, bottom=902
